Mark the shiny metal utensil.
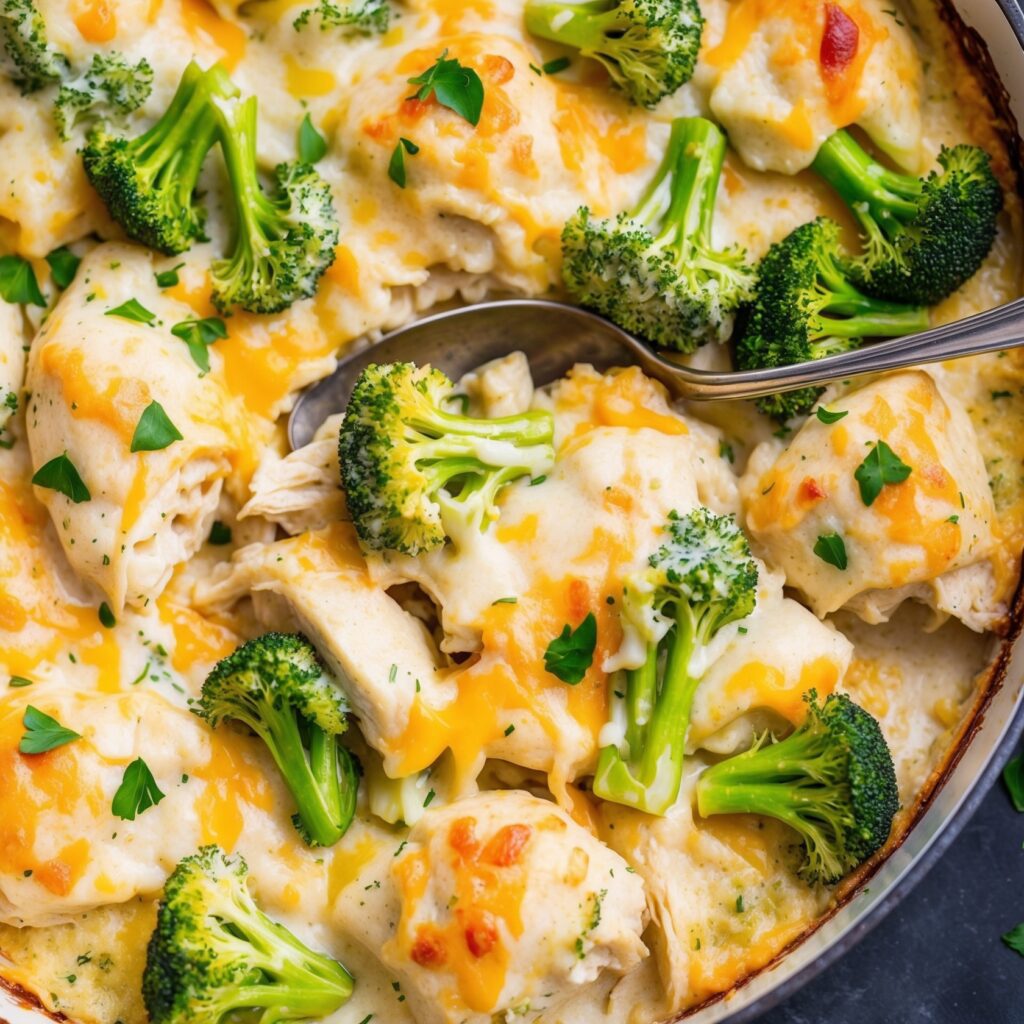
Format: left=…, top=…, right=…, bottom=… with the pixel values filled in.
left=289, top=296, right=1024, bottom=449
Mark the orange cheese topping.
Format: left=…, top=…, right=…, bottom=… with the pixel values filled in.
left=722, top=656, right=841, bottom=725
left=73, top=0, right=118, bottom=42
left=193, top=729, right=276, bottom=852
left=0, top=699, right=102, bottom=892
left=394, top=815, right=543, bottom=1013
left=704, top=0, right=881, bottom=127
left=181, top=0, right=247, bottom=69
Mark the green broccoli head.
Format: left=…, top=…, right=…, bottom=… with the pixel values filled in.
left=142, top=845, right=354, bottom=1024
left=54, top=52, right=154, bottom=141
left=696, top=691, right=900, bottom=884
left=194, top=633, right=357, bottom=847
left=594, top=508, right=758, bottom=815
left=82, top=60, right=232, bottom=255
left=812, top=130, right=1003, bottom=306
left=524, top=0, right=703, bottom=107
left=339, top=361, right=555, bottom=556
left=734, top=217, right=929, bottom=422
left=293, top=0, right=391, bottom=34
left=0, top=0, right=67, bottom=94
left=645, top=506, right=758, bottom=639
left=562, top=117, right=755, bottom=352
left=210, top=94, right=339, bottom=314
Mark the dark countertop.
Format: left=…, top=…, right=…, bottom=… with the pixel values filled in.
left=757, top=752, right=1024, bottom=1024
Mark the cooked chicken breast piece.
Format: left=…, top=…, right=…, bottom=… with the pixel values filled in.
left=740, top=371, right=1000, bottom=631
left=380, top=790, right=647, bottom=1024
left=0, top=683, right=294, bottom=927
left=25, top=244, right=256, bottom=611
left=699, top=0, right=923, bottom=174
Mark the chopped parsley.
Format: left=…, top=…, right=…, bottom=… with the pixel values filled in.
left=208, top=520, right=232, bottom=546
left=111, top=757, right=166, bottom=820
left=815, top=406, right=848, bottom=424
left=0, top=254, right=45, bottom=306
left=1004, top=753, right=1024, bottom=813
left=19, top=705, right=81, bottom=754
left=407, top=50, right=484, bottom=125
left=813, top=532, right=848, bottom=570
left=543, top=612, right=597, bottom=684
left=154, top=263, right=185, bottom=288
left=105, top=298, right=156, bottom=325
left=171, top=316, right=228, bottom=374
left=298, top=112, right=328, bottom=164
left=387, top=136, right=420, bottom=188
left=854, top=440, right=912, bottom=506
left=45, top=247, right=80, bottom=290
left=32, top=452, right=91, bottom=503
left=98, top=602, right=116, bottom=629
left=130, top=401, right=183, bottom=453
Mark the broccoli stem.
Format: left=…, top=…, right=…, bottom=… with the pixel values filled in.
left=594, top=604, right=702, bottom=815
left=629, top=116, right=727, bottom=277
left=133, top=63, right=230, bottom=214
left=253, top=699, right=353, bottom=847
left=213, top=95, right=276, bottom=265
left=811, top=233, right=930, bottom=339
left=206, top=881, right=354, bottom=1007
left=811, top=130, right=921, bottom=237
left=524, top=1, right=625, bottom=52
left=409, top=403, right=555, bottom=447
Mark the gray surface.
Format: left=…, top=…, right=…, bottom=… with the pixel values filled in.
left=757, top=754, right=1024, bottom=1023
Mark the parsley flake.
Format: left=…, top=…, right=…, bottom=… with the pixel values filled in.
left=155, top=263, right=185, bottom=288
left=112, top=757, right=165, bottom=820
left=387, top=136, right=420, bottom=188
left=105, top=298, right=156, bottom=325
left=1004, top=753, right=1024, bottom=813
left=98, top=602, right=116, bottom=629
left=171, top=317, right=228, bottom=374
left=32, top=452, right=91, bottom=503
left=854, top=440, right=911, bottom=506
left=9, top=676, right=32, bottom=687
left=298, top=112, right=328, bottom=164
left=407, top=50, right=484, bottom=126
left=130, top=401, right=183, bottom=453
left=813, top=532, right=848, bottom=570
left=1003, top=923, right=1024, bottom=957
left=542, top=56, right=571, bottom=74
left=46, top=247, right=80, bottom=290
left=815, top=406, right=848, bottom=424
left=544, top=612, right=597, bottom=684
left=19, top=705, right=81, bottom=754
left=0, top=254, right=45, bottom=306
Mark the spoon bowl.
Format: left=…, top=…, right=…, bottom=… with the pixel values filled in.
left=289, top=296, right=1024, bottom=449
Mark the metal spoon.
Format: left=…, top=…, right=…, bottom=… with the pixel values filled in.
left=289, top=296, right=1024, bottom=449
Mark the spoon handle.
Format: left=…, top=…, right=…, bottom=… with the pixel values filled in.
left=668, top=297, right=1024, bottom=400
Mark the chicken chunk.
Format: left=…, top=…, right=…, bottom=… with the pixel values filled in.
left=381, top=791, right=647, bottom=1024
left=25, top=244, right=255, bottom=611
left=741, top=371, right=1000, bottom=631
left=699, top=0, right=923, bottom=174
left=0, top=683, right=295, bottom=926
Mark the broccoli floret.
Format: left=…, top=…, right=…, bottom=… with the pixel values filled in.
left=209, top=94, right=339, bottom=314
left=82, top=61, right=231, bottom=255
left=734, top=217, right=929, bottom=422
left=54, top=52, right=153, bottom=140
left=524, top=0, right=702, bottom=107
left=593, top=508, right=758, bottom=815
left=695, top=691, right=899, bottom=884
left=811, top=129, right=1003, bottom=305
left=0, top=0, right=67, bottom=94
left=294, top=0, right=390, bottom=34
left=193, top=632, right=357, bottom=848
left=339, top=362, right=555, bottom=556
left=562, top=116, right=755, bottom=351
left=142, top=845, right=354, bottom=1024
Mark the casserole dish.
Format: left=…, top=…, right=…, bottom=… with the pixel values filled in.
left=0, top=0, right=1019, bottom=1019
